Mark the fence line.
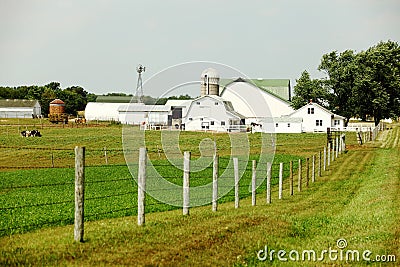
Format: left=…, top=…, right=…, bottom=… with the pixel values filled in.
left=0, top=125, right=386, bottom=239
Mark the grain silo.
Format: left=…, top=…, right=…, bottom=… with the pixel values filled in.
left=49, top=99, right=65, bottom=114
left=200, top=68, right=220, bottom=96
left=49, top=99, right=68, bottom=123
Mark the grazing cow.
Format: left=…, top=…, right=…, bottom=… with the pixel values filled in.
left=30, top=130, right=42, bottom=137
left=20, top=130, right=42, bottom=137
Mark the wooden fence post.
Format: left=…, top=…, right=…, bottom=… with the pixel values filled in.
left=278, top=162, right=283, bottom=200
left=234, top=157, right=239, bottom=209
left=51, top=150, right=55, bottom=168
left=104, top=147, right=108, bottom=165
left=252, top=160, right=257, bottom=206
left=183, top=151, right=190, bottom=215
left=212, top=154, right=219, bottom=212
left=335, top=137, right=339, bottom=158
left=266, top=162, right=271, bottom=204
left=327, top=143, right=331, bottom=167
left=306, top=158, right=309, bottom=187
left=323, top=146, right=326, bottom=171
left=342, top=134, right=346, bottom=152
left=298, top=159, right=302, bottom=192
left=318, top=150, right=322, bottom=177
left=312, top=155, right=315, bottom=183
left=74, top=146, right=85, bottom=242
left=137, top=147, right=147, bottom=226
left=332, top=139, right=336, bottom=162
left=289, top=161, right=293, bottom=196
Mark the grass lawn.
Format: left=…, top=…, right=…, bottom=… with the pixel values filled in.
left=0, top=123, right=398, bottom=266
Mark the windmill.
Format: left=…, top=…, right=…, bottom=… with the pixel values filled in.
left=136, top=64, right=145, bottom=103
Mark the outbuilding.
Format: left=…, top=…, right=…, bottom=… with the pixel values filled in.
left=118, top=104, right=171, bottom=125
left=84, top=102, right=125, bottom=121
left=289, top=101, right=345, bottom=132
left=183, top=95, right=245, bottom=132
left=0, top=99, right=41, bottom=118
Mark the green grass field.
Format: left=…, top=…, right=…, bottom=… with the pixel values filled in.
left=1, top=119, right=398, bottom=266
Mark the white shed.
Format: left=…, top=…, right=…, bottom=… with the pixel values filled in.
left=84, top=102, right=127, bottom=121
left=183, top=95, right=245, bottom=132
left=289, top=102, right=345, bottom=132
left=220, top=78, right=294, bottom=119
left=247, top=117, right=302, bottom=133
left=0, top=99, right=41, bottom=118
left=118, top=104, right=171, bottom=125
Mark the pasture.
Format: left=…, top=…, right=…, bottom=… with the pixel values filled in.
left=1, top=119, right=398, bottom=266
left=0, top=119, right=329, bottom=236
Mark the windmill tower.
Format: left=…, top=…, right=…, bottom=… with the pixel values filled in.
left=136, top=64, right=146, bottom=103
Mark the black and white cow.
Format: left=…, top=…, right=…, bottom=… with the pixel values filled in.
left=20, top=130, right=42, bottom=137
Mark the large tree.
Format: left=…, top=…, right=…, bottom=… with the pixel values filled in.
left=56, top=86, right=88, bottom=115
left=291, top=70, right=328, bottom=109
left=354, top=40, right=400, bottom=125
left=318, top=50, right=358, bottom=125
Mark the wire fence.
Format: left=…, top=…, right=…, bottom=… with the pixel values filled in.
left=1, top=129, right=380, bottom=238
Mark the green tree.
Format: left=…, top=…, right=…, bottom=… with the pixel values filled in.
left=291, top=70, right=327, bottom=109
left=318, top=50, right=358, bottom=125
left=56, top=86, right=88, bottom=115
left=354, top=41, right=400, bottom=125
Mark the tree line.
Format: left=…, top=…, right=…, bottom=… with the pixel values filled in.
left=0, top=82, right=193, bottom=117
left=0, top=82, right=96, bottom=116
left=292, top=40, right=400, bottom=125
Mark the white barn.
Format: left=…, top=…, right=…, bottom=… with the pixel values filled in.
left=183, top=95, right=245, bottom=132
left=220, top=78, right=294, bottom=119
left=118, top=104, right=170, bottom=125
left=289, top=101, right=345, bottom=132
left=0, top=99, right=41, bottom=118
left=85, top=102, right=125, bottom=121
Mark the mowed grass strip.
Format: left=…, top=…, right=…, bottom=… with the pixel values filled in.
left=0, top=126, right=398, bottom=266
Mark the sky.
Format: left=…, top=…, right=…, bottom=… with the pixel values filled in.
left=0, top=0, right=399, bottom=97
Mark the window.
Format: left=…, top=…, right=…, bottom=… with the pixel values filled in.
left=221, top=121, right=225, bottom=126
left=308, top=107, right=314, bottom=114
left=287, top=123, right=291, bottom=127
left=334, top=119, right=340, bottom=126
left=275, top=123, right=279, bottom=127
left=210, top=121, right=214, bottom=125
left=316, top=120, right=322, bottom=126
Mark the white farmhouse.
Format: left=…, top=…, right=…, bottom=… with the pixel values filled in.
left=183, top=95, right=245, bottom=132
left=0, top=99, right=41, bottom=118
left=289, top=101, right=345, bottom=132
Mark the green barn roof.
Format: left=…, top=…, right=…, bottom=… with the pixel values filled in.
left=220, top=78, right=291, bottom=102
left=95, top=96, right=133, bottom=103
left=0, top=99, right=39, bottom=108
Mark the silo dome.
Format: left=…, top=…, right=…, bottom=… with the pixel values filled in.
left=201, top=68, right=220, bottom=79
left=200, top=68, right=220, bottom=96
